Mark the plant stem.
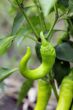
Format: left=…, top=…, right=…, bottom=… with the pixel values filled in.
left=53, top=29, right=67, bottom=32
left=11, top=68, right=18, bottom=72
left=58, top=16, right=68, bottom=22
left=47, top=19, right=57, bottom=39
left=15, top=0, right=39, bottom=39
left=49, top=71, right=59, bottom=101
left=33, top=0, right=44, bottom=31
left=38, top=0, right=47, bottom=30
left=27, top=35, right=39, bottom=43
left=51, top=80, right=59, bottom=101
left=46, top=5, right=58, bottom=40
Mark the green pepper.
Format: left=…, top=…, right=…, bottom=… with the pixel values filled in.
left=34, top=80, right=51, bottom=110
left=19, top=32, right=56, bottom=79
left=56, top=69, right=73, bottom=110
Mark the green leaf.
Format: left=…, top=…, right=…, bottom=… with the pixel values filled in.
left=12, top=10, right=41, bottom=36
left=0, top=36, right=14, bottom=56
left=57, top=32, right=69, bottom=44
left=56, top=42, right=73, bottom=62
left=11, top=3, right=37, bottom=35
left=17, top=79, right=33, bottom=106
left=14, top=25, right=31, bottom=44
left=58, top=0, right=69, bottom=8
left=39, top=0, right=57, bottom=17
left=0, top=67, right=18, bottom=82
left=14, top=0, right=24, bottom=4
left=12, top=12, right=25, bottom=35
left=53, top=58, right=70, bottom=86
left=28, top=15, right=42, bottom=34
left=58, top=0, right=73, bottom=12
left=69, top=0, right=73, bottom=11
left=16, top=15, right=41, bottom=36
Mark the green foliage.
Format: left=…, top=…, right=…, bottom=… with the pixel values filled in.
left=12, top=11, right=25, bottom=35
left=0, top=67, right=18, bottom=82
left=39, top=0, right=57, bottom=17
left=56, top=42, right=73, bottom=62
left=58, top=0, right=69, bottom=8
left=17, top=79, right=33, bottom=105
left=69, top=0, right=73, bottom=11
left=53, top=58, right=70, bottom=86
left=0, top=36, right=14, bottom=56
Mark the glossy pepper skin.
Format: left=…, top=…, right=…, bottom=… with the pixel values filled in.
left=34, top=80, right=51, bottom=110
left=19, top=32, right=56, bottom=80
left=56, top=69, right=73, bottom=110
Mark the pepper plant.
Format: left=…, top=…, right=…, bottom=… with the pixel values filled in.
left=0, top=0, right=73, bottom=110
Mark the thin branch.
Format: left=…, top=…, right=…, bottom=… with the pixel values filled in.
left=27, top=35, right=39, bottom=43
left=53, top=29, right=67, bottom=32
left=51, top=80, right=59, bottom=101
left=49, top=71, right=59, bottom=101
left=46, top=5, right=58, bottom=40
left=15, top=0, right=39, bottom=39
left=33, top=0, right=44, bottom=31
left=38, top=0, right=47, bottom=30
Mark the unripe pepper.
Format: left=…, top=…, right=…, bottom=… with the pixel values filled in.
left=34, top=80, right=51, bottom=110
left=19, top=32, right=56, bottom=80
left=56, top=69, right=73, bottom=110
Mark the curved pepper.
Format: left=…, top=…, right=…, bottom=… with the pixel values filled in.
left=19, top=32, right=56, bottom=79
